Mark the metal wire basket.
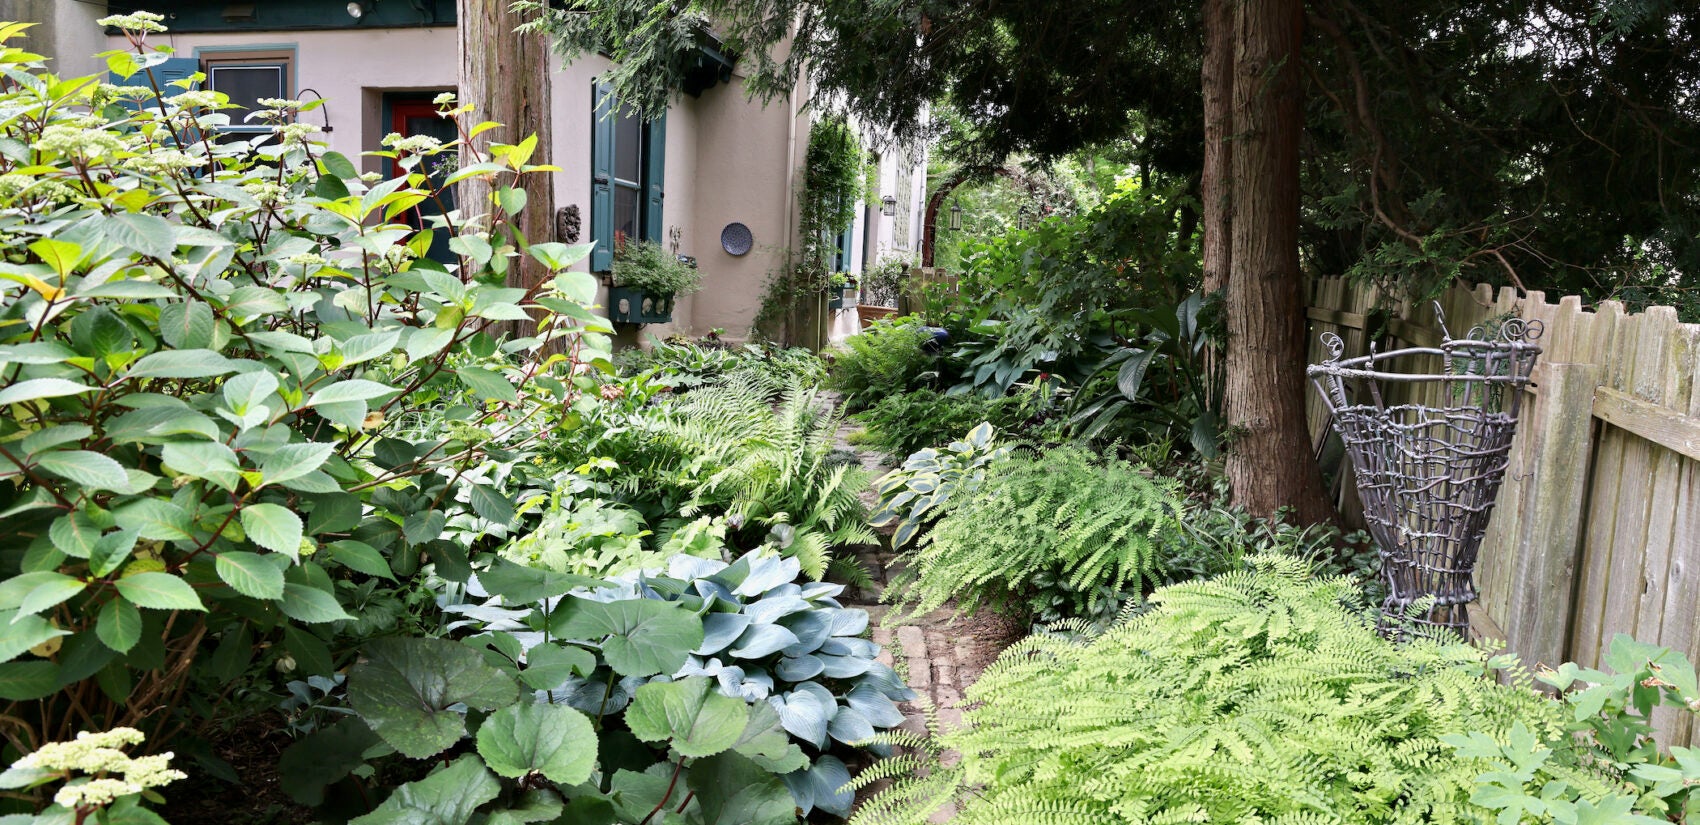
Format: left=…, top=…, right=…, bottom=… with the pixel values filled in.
left=1308, top=308, right=1543, bottom=636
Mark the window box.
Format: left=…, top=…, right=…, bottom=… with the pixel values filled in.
left=607, top=286, right=675, bottom=325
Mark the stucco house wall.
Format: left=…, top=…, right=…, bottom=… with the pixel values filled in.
left=63, top=6, right=925, bottom=343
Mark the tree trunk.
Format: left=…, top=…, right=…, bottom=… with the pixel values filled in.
left=1223, top=0, right=1335, bottom=524
left=459, top=0, right=555, bottom=314
left=1200, top=0, right=1233, bottom=299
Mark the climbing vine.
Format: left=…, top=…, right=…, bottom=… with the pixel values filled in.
left=756, top=116, right=864, bottom=343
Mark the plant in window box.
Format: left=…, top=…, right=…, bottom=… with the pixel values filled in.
left=609, top=236, right=701, bottom=324
left=828, top=271, right=854, bottom=310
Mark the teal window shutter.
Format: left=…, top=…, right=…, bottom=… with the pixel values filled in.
left=108, top=57, right=202, bottom=112
left=589, top=81, right=616, bottom=272
left=643, top=112, right=666, bottom=244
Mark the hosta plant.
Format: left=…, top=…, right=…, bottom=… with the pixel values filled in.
left=440, top=549, right=912, bottom=818
left=0, top=19, right=609, bottom=756
left=868, top=422, right=1010, bottom=548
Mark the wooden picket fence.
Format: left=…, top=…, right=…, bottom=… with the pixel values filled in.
left=1306, top=277, right=1700, bottom=743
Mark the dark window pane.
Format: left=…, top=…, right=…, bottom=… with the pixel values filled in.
left=209, top=64, right=285, bottom=125
left=614, top=184, right=641, bottom=245
left=614, top=110, right=641, bottom=183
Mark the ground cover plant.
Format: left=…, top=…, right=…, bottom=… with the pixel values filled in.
left=0, top=18, right=610, bottom=790
left=852, top=556, right=1700, bottom=825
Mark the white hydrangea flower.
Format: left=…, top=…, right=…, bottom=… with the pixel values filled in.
left=256, top=97, right=303, bottom=109
left=165, top=90, right=221, bottom=111
left=33, top=125, right=125, bottom=160
left=54, top=779, right=141, bottom=810
left=97, top=12, right=167, bottom=33
left=124, top=149, right=204, bottom=173
left=287, top=253, right=329, bottom=266
left=432, top=92, right=457, bottom=106
left=381, top=132, right=443, bottom=154
left=276, top=122, right=315, bottom=142
left=241, top=181, right=286, bottom=204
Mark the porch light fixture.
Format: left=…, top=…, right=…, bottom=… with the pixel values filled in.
left=880, top=195, right=897, bottom=216
left=948, top=199, right=963, bottom=231
left=347, top=1, right=372, bottom=19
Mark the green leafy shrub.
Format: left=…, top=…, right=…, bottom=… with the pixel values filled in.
left=852, top=556, right=1569, bottom=825
left=851, top=383, right=1065, bottom=456
left=827, top=319, right=934, bottom=411
left=868, top=422, right=1010, bottom=549
left=498, top=495, right=735, bottom=578
left=0, top=21, right=608, bottom=754
left=889, top=446, right=1183, bottom=621
left=611, top=237, right=701, bottom=296
left=616, top=338, right=826, bottom=396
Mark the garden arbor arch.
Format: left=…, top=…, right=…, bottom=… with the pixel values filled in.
left=920, top=165, right=1050, bottom=267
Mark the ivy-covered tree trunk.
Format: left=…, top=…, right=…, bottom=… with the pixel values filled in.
left=1222, top=0, right=1336, bottom=524
left=459, top=0, right=555, bottom=310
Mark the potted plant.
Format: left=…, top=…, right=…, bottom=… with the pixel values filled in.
left=857, top=258, right=907, bottom=326
left=827, top=270, right=854, bottom=310
left=608, top=237, right=702, bottom=324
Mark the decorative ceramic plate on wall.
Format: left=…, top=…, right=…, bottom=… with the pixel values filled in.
left=720, top=222, right=753, bottom=256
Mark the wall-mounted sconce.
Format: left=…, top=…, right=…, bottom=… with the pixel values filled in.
left=948, top=199, right=963, bottom=231
left=347, top=1, right=375, bottom=20
left=880, top=195, right=897, bottom=217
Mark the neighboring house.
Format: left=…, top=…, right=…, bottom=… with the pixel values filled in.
left=17, top=0, right=926, bottom=343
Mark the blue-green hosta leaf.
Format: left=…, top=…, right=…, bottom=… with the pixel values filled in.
left=774, top=654, right=825, bottom=682
left=114, top=572, right=205, bottom=612
left=826, top=704, right=874, bottom=746
left=215, top=552, right=286, bottom=599
left=767, top=683, right=834, bottom=748
left=348, top=637, right=518, bottom=759
left=625, top=677, right=748, bottom=758
left=731, top=553, right=802, bottom=598
left=687, top=752, right=798, bottom=825
left=241, top=503, right=303, bottom=560
left=856, top=662, right=914, bottom=700
left=779, top=610, right=833, bottom=656
left=553, top=598, right=702, bottom=678
left=743, top=595, right=810, bottom=625
left=783, top=754, right=855, bottom=818
left=821, top=636, right=879, bottom=658
left=817, top=653, right=875, bottom=680
left=476, top=702, right=596, bottom=784
left=729, top=624, right=799, bottom=660
left=828, top=607, right=869, bottom=637
left=349, top=755, right=500, bottom=825
left=845, top=683, right=906, bottom=728
left=696, top=613, right=753, bottom=656
left=33, top=451, right=128, bottom=492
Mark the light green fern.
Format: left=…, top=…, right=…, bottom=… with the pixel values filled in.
left=887, top=446, right=1183, bottom=620
left=661, top=374, right=876, bottom=578
left=852, top=556, right=1571, bottom=825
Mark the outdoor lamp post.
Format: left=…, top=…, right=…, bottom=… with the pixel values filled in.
left=949, top=200, right=963, bottom=231
left=880, top=195, right=897, bottom=216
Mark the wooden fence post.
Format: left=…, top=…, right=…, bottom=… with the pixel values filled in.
left=1501, top=362, right=1602, bottom=669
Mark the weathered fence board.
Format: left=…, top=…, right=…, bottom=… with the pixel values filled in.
left=1305, top=277, right=1700, bottom=745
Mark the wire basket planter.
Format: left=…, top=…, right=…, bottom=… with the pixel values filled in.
left=1308, top=308, right=1543, bottom=637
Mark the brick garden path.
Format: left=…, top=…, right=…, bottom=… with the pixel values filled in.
left=827, top=397, right=1026, bottom=821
